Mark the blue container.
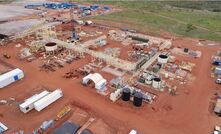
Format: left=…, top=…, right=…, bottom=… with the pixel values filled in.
left=14, top=75, right=19, bottom=81
left=213, top=60, right=221, bottom=66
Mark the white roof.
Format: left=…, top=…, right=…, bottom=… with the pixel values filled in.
left=129, top=130, right=137, bottom=134
left=0, top=122, right=8, bottom=131
left=83, top=73, right=93, bottom=81
left=20, top=90, right=49, bottom=108
left=0, top=68, right=23, bottom=81
left=34, top=89, right=62, bottom=109
left=96, top=79, right=107, bottom=86
left=214, top=131, right=219, bottom=134
left=90, top=73, right=103, bottom=84
left=216, top=66, right=221, bottom=70
left=83, top=73, right=104, bottom=84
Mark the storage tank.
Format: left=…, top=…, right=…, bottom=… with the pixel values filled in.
left=157, top=54, right=168, bottom=64
left=45, top=42, right=57, bottom=52
left=152, top=77, right=161, bottom=89
left=133, top=92, right=143, bottom=107
left=122, top=88, right=131, bottom=101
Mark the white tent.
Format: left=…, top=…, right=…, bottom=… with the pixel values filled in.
left=0, top=68, right=24, bottom=88
left=82, top=73, right=107, bottom=91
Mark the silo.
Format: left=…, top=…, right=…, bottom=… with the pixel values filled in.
left=152, top=77, right=161, bottom=89
left=45, top=42, right=58, bottom=54
left=157, top=54, right=168, bottom=64
left=133, top=92, right=143, bottom=107
left=122, top=88, right=131, bottom=101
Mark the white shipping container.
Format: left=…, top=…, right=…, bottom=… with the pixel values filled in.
left=0, top=122, right=8, bottom=132
left=0, top=68, right=24, bottom=88
left=19, top=90, right=50, bottom=113
left=34, top=89, right=63, bottom=112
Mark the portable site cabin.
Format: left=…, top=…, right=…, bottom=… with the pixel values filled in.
left=215, top=66, right=221, bottom=75
left=19, top=90, right=50, bottom=113
left=214, top=99, right=221, bottom=114
left=0, top=122, right=8, bottom=133
left=0, top=68, right=24, bottom=88
left=34, top=89, right=63, bottom=112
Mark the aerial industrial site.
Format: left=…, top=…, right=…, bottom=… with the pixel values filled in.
left=0, top=0, right=221, bottom=134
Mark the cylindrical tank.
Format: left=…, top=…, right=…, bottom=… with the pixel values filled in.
left=133, top=92, right=143, bottom=107
left=122, top=88, right=131, bottom=101
left=45, top=42, right=58, bottom=52
left=152, top=77, right=161, bottom=89
left=157, top=54, right=168, bottom=64
left=184, top=48, right=189, bottom=53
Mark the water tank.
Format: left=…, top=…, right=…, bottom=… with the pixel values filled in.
left=157, top=54, right=168, bottom=64
left=122, top=88, right=131, bottom=101
left=45, top=42, right=58, bottom=52
left=152, top=77, right=161, bottom=89
left=184, top=48, right=189, bottom=53
left=133, top=92, right=143, bottom=107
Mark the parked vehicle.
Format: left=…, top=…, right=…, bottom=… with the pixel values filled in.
left=216, top=78, right=221, bottom=85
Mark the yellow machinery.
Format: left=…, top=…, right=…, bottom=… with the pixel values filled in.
left=56, top=106, right=71, bottom=119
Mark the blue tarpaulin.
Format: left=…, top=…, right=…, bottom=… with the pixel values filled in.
left=53, top=122, right=80, bottom=134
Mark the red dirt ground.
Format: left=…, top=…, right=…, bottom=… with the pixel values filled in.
left=0, top=36, right=220, bottom=134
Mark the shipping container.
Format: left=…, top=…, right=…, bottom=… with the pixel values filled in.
left=19, top=91, right=50, bottom=113
left=34, top=89, right=63, bottom=112
left=0, top=68, right=24, bottom=88
left=0, top=122, right=8, bottom=133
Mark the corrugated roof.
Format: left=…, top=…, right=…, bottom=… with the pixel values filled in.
left=0, top=68, right=23, bottom=81
left=20, top=90, right=49, bottom=108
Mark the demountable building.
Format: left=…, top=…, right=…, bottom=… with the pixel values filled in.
left=214, top=98, right=221, bottom=114
left=215, top=66, right=221, bottom=75
left=0, top=122, right=8, bottom=133
left=0, top=68, right=24, bottom=88
left=19, top=90, right=50, bottom=113
left=34, top=89, right=63, bottom=112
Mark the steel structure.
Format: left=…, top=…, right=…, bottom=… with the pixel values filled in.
left=49, top=38, right=136, bottom=71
